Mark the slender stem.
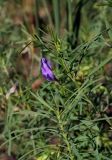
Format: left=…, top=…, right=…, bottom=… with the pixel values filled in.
left=52, top=0, right=60, bottom=36
left=67, top=0, right=72, bottom=33
left=56, top=111, right=74, bottom=160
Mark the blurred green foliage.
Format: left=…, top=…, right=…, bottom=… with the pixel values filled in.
left=1, top=0, right=112, bottom=160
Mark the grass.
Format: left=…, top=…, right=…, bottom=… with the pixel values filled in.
left=0, top=0, right=112, bottom=160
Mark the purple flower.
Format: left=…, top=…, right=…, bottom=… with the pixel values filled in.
left=41, top=57, right=57, bottom=81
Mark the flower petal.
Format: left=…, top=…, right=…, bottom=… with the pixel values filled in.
left=41, top=57, right=56, bottom=81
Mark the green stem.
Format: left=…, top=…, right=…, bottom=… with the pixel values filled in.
left=56, top=111, right=74, bottom=160
left=67, top=0, right=72, bottom=33
left=52, top=0, right=60, bottom=35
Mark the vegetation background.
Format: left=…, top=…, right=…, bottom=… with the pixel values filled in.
left=0, top=0, right=112, bottom=159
